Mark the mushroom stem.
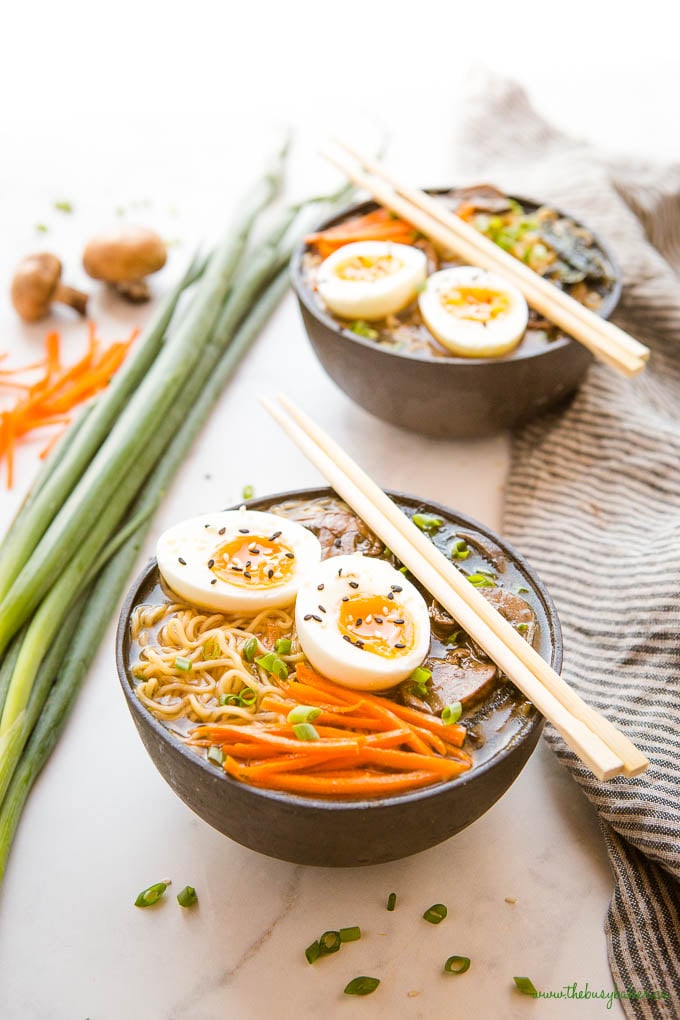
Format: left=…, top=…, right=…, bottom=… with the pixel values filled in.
left=53, top=283, right=88, bottom=317
left=113, top=279, right=151, bottom=303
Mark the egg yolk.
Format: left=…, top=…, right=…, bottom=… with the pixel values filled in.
left=211, top=535, right=295, bottom=588
left=338, top=594, right=413, bottom=657
left=335, top=254, right=402, bottom=282
left=439, top=285, right=509, bottom=324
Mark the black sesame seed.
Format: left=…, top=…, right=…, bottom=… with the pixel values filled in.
left=207, top=558, right=215, bottom=568
left=341, top=596, right=349, bottom=602
left=243, top=571, right=251, bottom=579
left=204, top=523, right=211, bottom=529
left=334, top=538, right=342, bottom=548
left=231, top=566, right=243, bottom=572
left=239, top=528, right=249, bottom=534
left=268, top=569, right=274, bottom=579
left=394, top=619, right=405, bottom=625
left=285, top=552, right=295, bottom=559
left=342, top=635, right=352, bottom=642
left=338, top=568, right=343, bottom=577
left=317, top=583, right=324, bottom=591
left=391, top=585, right=403, bottom=593
left=349, top=581, right=359, bottom=589
left=317, top=605, right=326, bottom=614
left=395, top=642, right=406, bottom=649
left=311, top=614, right=322, bottom=623
left=375, top=617, right=383, bottom=624
left=355, top=639, right=364, bottom=649
left=303, top=614, right=313, bottom=620
left=178, top=557, right=187, bottom=565
left=251, top=548, right=260, bottom=555
left=387, top=592, right=394, bottom=600
left=270, top=531, right=282, bottom=540
left=210, top=579, right=217, bottom=585
left=218, top=527, right=226, bottom=536
left=356, top=618, right=363, bottom=626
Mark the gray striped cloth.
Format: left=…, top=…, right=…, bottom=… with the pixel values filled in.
left=456, top=79, right=680, bottom=1018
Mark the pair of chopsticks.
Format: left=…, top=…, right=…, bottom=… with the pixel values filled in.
left=263, top=395, right=649, bottom=782
left=320, top=141, right=650, bottom=378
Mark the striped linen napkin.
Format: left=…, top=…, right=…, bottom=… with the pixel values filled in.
left=456, top=79, right=680, bottom=1017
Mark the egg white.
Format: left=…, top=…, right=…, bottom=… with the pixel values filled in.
left=156, top=510, right=322, bottom=613
left=419, top=265, right=529, bottom=358
left=295, top=553, right=431, bottom=691
left=317, top=241, right=427, bottom=321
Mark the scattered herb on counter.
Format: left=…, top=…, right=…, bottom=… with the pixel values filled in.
left=134, top=880, right=171, bottom=907
left=35, top=223, right=48, bottom=233
left=412, top=513, right=443, bottom=534
left=305, top=926, right=360, bottom=964
left=339, top=926, right=361, bottom=942
left=444, top=955, right=471, bottom=975
left=242, top=484, right=254, bottom=499
left=466, top=572, right=496, bottom=588
left=177, top=885, right=198, bottom=908
left=423, top=903, right=448, bottom=924
left=305, top=940, right=321, bottom=964
left=386, top=892, right=397, bottom=911
left=319, top=930, right=342, bottom=955
left=54, top=200, right=73, bottom=213
left=513, top=976, right=538, bottom=996
left=344, top=977, right=380, bottom=996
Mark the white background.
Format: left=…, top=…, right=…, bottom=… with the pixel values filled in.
left=1, top=2, right=678, bottom=1018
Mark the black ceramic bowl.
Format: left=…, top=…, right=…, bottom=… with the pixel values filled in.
left=291, top=192, right=622, bottom=438
left=116, top=487, right=562, bottom=867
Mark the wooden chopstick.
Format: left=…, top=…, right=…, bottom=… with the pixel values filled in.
left=277, top=395, right=649, bottom=779
left=321, top=144, right=649, bottom=377
left=263, top=396, right=646, bottom=781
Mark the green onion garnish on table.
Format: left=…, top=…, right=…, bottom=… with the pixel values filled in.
left=305, top=940, right=321, bottom=965
left=134, top=880, right=170, bottom=907
left=513, top=976, right=538, bottom=996
left=319, top=930, right=342, bottom=954
left=339, top=925, right=361, bottom=942
left=241, top=484, right=254, bottom=500
left=344, top=976, right=380, bottom=996
left=176, top=885, right=198, bottom=908
left=423, top=903, right=447, bottom=924
left=386, top=892, right=397, bottom=911
left=444, top=955, right=470, bottom=974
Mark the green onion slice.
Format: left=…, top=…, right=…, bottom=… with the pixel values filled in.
left=386, top=892, right=397, bottom=911
left=344, top=976, right=380, bottom=996
left=242, top=636, right=258, bottom=662
left=409, top=666, right=432, bottom=690
left=255, top=652, right=288, bottom=679
left=201, top=637, right=221, bottom=660
left=513, top=976, right=538, bottom=996
left=442, top=702, right=462, bottom=725
left=444, top=955, right=470, bottom=975
left=466, top=573, right=496, bottom=588
left=242, top=484, right=254, bottom=500
left=450, top=539, right=470, bottom=560
left=134, top=880, right=170, bottom=907
left=274, top=637, right=292, bottom=654
left=54, top=199, right=73, bottom=213
left=174, top=656, right=192, bottom=671
left=293, top=722, right=319, bottom=741
left=219, top=693, right=242, bottom=706
left=412, top=513, right=443, bottom=534
left=305, top=940, right=321, bottom=965
left=319, top=930, right=342, bottom=954
left=207, top=745, right=225, bottom=766
left=349, top=320, right=379, bottom=340
left=239, top=687, right=258, bottom=706
left=339, top=925, right=361, bottom=942
left=287, top=705, right=321, bottom=724
left=423, top=903, right=447, bottom=924
left=176, top=885, right=198, bottom=908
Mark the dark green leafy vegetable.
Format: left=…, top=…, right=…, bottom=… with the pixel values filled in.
left=344, top=977, right=380, bottom=996
left=423, top=903, right=447, bottom=924
left=135, top=880, right=170, bottom=907
left=513, top=976, right=538, bottom=996
left=444, top=955, right=470, bottom=974
left=177, top=885, right=198, bottom=908
left=386, top=892, right=397, bottom=911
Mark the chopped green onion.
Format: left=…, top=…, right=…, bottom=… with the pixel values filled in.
left=423, top=903, right=447, bottom=924
left=174, top=656, right=192, bottom=671
left=444, top=956, right=470, bottom=975
left=201, top=637, right=221, bottom=660
left=287, top=705, right=321, bottom=724
left=514, top=584, right=529, bottom=594
left=319, top=930, right=342, bottom=955
left=305, top=940, right=321, bottom=965
left=176, top=885, right=198, bottom=908
left=513, top=976, right=538, bottom=997
left=442, top=702, right=462, bottom=726
left=409, top=666, right=431, bottom=688
left=293, top=722, right=319, bottom=741
left=274, top=637, right=292, bottom=654
left=386, top=892, right=397, bottom=911
left=466, top=573, right=496, bottom=588
left=241, top=484, right=254, bottom=500
left=450, top=539, right=470, bottom=561
left=344, top=977, right=380, bottom=996
left=445, top=630, right=462, bottom=646
left=242, top=636, right=258, bottom=662
left=35, top=223, right=48, bottom=233
left=412, top=513, right=443, bottom=534
left=349, top=320, right=379, bottom=340
left=134, top=880, right=170, bottom=907
left=339, top=925, right=361, bottom=942
left=255, top=652, right=288, bottom=679
left=54, top=200, right=73, bottom=213
left=399, top=566, right=408, bottom=574
left=517, top=623, right=529, bottom=633
left=207, top=745, right=225, bottom=766
left=239, top=687, right=258, bottom=706
left=219, top=693, right=242, bottom=706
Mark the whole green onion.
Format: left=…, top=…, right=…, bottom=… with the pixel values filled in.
left=286, top=705, right=321, bottom=725
left=344, top=977, right=380, bottom=996
left=292, top=723, right=319, bottom=742
left=444, top=956, right=470, bottom=975
left=442, top=702, right=462, bottom=725
left=177, top=885, right=198, bottom=908
left=423, top=903, right=447, bottom=924
left=135, top=881, right=170, bottom=907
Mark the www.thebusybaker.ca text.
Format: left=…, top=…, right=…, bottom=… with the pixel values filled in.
left=532, top=983, right=669, bottom=1010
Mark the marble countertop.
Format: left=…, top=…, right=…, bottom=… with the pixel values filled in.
left=3, top=11, right=678, bottom=1013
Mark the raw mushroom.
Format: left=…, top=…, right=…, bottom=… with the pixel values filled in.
left=10, top=253, right=88, bottom=322
left=83, top=226, right=167, bottom=302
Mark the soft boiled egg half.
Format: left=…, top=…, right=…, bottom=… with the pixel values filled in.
left=317, top=241, right=427, bottom=321
left=418, top=265, right=529, bottom=358
left=295, top=553, right=431, bottom=691
left=156, top=510, right=322, bottom=613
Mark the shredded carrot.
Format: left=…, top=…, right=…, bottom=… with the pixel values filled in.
left=305, top=209, right=419, bottom=257
left=0, top=324, right=137, bottom=487
left=224, top=759, right=446, bottom=796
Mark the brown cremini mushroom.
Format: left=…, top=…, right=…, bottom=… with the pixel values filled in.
left=83, top=226, right=167, bottom=302
left=10, top=253, right=88, bottom=322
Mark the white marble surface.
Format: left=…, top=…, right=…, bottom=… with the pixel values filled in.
left=1, top=4, right=678, bottom=1016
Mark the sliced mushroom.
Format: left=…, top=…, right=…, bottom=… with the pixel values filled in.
left=83, top=226, right=167, bottom=302
left=273, top=496, right=384, bottom=559
left=11, top=253, right=88, bottom=322
left=481, top=587, right=538, bottom=647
